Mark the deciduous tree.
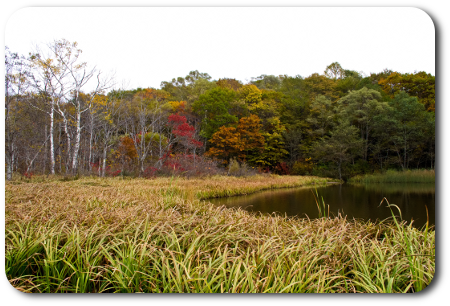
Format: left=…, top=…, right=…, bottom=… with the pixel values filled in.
left=312, top=120, right=363, bottom=180
left=207, top=115, right=264, bottom=164
left=324, top=62, right=345, bottom=80
left=379, top=71, right=435, bottom=111
left=192, top=87, right=238, bottom=139
left=5, top=47, right=31, bottom=179
left=337, top=87, right=388, bottom=160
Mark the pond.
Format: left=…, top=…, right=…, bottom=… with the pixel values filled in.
left=208, top=183, right=435, bottom=229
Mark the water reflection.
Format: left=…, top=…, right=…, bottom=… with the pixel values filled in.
left=208, top=183, right=435, bottom=228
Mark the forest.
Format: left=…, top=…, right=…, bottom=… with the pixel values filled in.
left=5, top=39, right=436, bottom=181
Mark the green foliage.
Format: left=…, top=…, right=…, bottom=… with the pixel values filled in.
left=278, top=75, right=306, bottom=100
left=349, top=169, right=435, bottom=184
left=186, top=78, right=217, bottom=103
left=311, top=120, right=364, bottom=180
left=373, top=92, right=432, bottom=170
left=192, top=87, right=238, bottom=139
left=335, top=70, right=363, bottom=95
left=337, top=87, right=389, bottom=160
left=161, top=70, right=213, bottom=102
left=249, top=118, right=288, bottom=168
left=324, top=62, right=345, bottom=80
left=251, top=74, right=281, bottom=90
left=306, top=95, right=337, bottom=139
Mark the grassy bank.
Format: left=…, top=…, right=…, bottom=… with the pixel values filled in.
left=348, top=169, right=435, bottom=184
left=5, top=175, right=434, bottom=293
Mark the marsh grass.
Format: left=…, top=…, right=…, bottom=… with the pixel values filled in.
left=5, top=175, right=434, bottom=293
left=349, top=169, right=435, bottom=184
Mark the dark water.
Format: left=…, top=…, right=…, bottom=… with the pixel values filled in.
left=208, top=183, right=435, bottom=228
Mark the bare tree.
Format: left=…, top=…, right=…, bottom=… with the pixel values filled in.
left=28, top=42, right=72, bottom=174
left=126, top=89, right=170, bottom=175
left=5, top=47, right=30, bottom=180
left=29, top=39, right=113, bottom=175
left=94, top=93, right=123, bottom=177
left=50, top=40, right=113, bottom=173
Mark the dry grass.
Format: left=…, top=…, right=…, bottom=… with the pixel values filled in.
left=5, top=175, right=434, bottom=293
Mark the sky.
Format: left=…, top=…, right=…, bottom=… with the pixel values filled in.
left=5, top=7, right=435, bottom=92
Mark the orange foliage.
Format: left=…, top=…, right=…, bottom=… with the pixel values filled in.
left=113, top=136, right=138, bottom=169
left=206, top=114, right=264, bottom=164
left=134, top=88, right=170, bottom=101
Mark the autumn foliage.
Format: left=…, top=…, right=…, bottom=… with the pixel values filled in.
left=168, top=113, right=203, bottom=151
left=207, top=114, right=264, bottom=164
left=5, top=42, right=435, bottom=180
left=378, top=71, right=435, bottom=111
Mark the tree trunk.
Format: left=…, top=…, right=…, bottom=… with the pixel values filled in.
left=61, top=116, right=72, bottom=174
left=6, top=146, right=13, bottom=181
left=58, top=122, right=62, bottom=173
left=89, top=120, right=94, bottom=172
left=365, top=123, right=369, bottom=161
left=338, top=160, right=342, bottom=180
left=44, top=125, right=47, bottom=174
left=404, top=137, right=407, bottom=170
left=72, top=104, right=82, bottom=174
left=49, top=106, right=55, bottom=174
left=102, top=147, right=107, bottom=177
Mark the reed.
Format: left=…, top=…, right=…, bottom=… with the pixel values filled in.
left=349, top=169, right=435, bottom=184
left=5, top=175, right=434, bottom=293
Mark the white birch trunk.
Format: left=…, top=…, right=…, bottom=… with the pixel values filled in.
left=102, top=147, right=107, bottom=177
left=6, top=144, right=14, bottom=181
left=49, top=104, right=55, bottom=174
left=88, top=115, right=94, bottom=172
left=44, top=125, right=47, bottom=173
left=61, top=116, right=72, bottom=173
left=72, top=104, right=82, bottom=174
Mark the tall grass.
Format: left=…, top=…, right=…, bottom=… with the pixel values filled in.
left=349, top=169, right=435, bottom=184
left=5, top=175, right=434, bottom=293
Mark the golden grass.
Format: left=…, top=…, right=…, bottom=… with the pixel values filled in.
left=5, top=175, right=434, bottom=293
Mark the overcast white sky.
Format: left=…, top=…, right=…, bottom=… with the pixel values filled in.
left=5, top=7, right=435, bottom=91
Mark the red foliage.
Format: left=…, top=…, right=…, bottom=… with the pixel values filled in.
left=189, top=138, right=203, bottom=147
left=23, top=172, right=33, bottom=179
left=143, top=166, right=159, bottom=178
left=168, top=113, right=187, bottom=126
left=173, top=123, right=195, bottom=138
left=274, top=162, right=290, bottom=175
left=168, top=113, right=203, bottom=150
left=145, top=154, right=222, bottom=178
left=90, top=162, right=121, bottom=177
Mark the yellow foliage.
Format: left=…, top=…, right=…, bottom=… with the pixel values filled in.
left=239, top=84, right=262, bottom=104
left=168, top=101, right=187, bottom=112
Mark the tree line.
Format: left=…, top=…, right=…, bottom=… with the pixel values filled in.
left=5, top=40, right=435, bottom=180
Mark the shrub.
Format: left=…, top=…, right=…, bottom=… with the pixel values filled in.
left=291, top=159, right=313, bottom=175
left=274, top=162, right=290, bottom=175
left=147, top=154, right=223, bottom=178
left=23, top=172, right=33, bottom=179
left=311, top=164, right=336, bottom=179
left=227, top=158, right=259, bottom=177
